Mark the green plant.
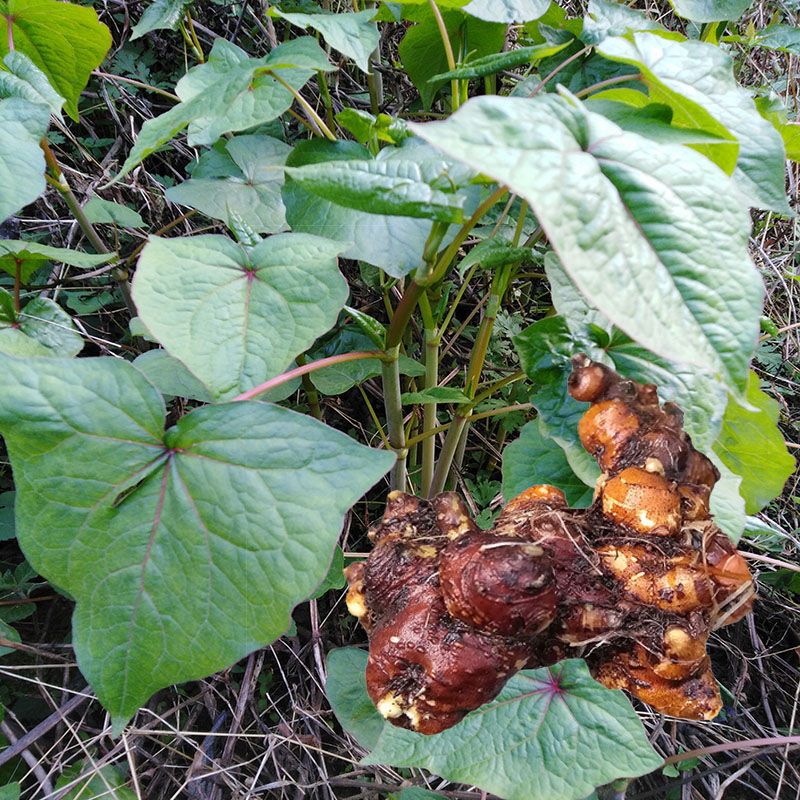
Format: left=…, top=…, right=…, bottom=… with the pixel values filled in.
left=0, top=0, right=797, bottom=797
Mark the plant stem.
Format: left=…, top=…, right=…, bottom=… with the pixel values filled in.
left=317, top=70, right=336, bottom=133
left=269, top=72, right=337, bottom=140
left=419, top=292, right=438, bottom=496
left=13, top=263, right=21, bottom=315
left=367, top=3, right=383, bottom=114
left=40, top=140, right=137, bottom=317
left=528, top=45, right=591, bottom=97
left=405, top=403, right=532, bottom=449
left=183, top=10, right=205, bottom=62
left=429, top=414, right=468, bottom=494
left=296, top=353, right=323, bottom=419
left=575, top=73, right=642, bottom=98
left=93, top=71, right=180, bottom=102
left=429, top=186, right=507, bottom=284
left=427, top=0, right=459, bottom=110
left=232, top=351, right=382, bottom=401
left=358, top=384, right=391, bottom=449
left=382, top=344, right=408, bottom=490
left=386, top=281, right=424, bottom=348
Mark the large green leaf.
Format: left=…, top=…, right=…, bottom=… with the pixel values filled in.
left=0, top=51, right=63, bottom=114
left=0, top=0, right=111, bottom=120
left=283, top=139, right=464, bottom=277
left=598, top=33, right=789, bottom=214
left=176, top=36, right=332, bottom=146
left=0, top=239, right=114, bottom=282
left=399, top=6, right=506, bottom=109
left=114, top=37, right=332, bottom=182
left=285, top=158, right=468, bottom=222
left=580, top=0, right=663, bottom=45
left=131, top=0, right=192, bottom=39
left=502, top=419, right=595, bottom=507
left=166, top=135, right=291, bottom=234
left=749, top=24, right=800, bottom=55
left=0, top=97, right=48, bottom=223
left=0, top=784, right=19, bottom=800
left=0, top=291, right=83, bottom=357
left=327, top=648, right=661, bottom=800
left=271, top=8, right=380, bottom=73
left=0, top=354, right=393, bottom=727
left=411, top=93, right=762, bottom=392
left=462, top=0, right=548, bottom=23
left=713, top=372, right=795, bottom=514
left=668, top=0, right=751, bottom=22
left=132, top=233, right=347, bottom=400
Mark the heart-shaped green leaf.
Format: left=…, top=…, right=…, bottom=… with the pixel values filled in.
left=286, top=158, right=467, bottom=222
left=0, top=354, right=393, bottom=728
left=114, top=37, right=332, bottom=182
left=0, top=98, right=49, bottom=223
left=132, top=233, right=348, bottom=400
left=327, top=648, right=662, bottom=800
left=166, top=135, right=291, bottom=234
left=0, top=0, right=111, bottom=120
left=411, top=93, right=762, bottom=393
left=271, top=9, right=380, bottom=73
left=0, top=291, right=83, bottom=356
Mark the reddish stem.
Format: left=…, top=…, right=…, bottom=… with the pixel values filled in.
left=6, top=15, right=13, bottom=51
left=232, top=351, right=384, bottom=402
left=662, top=735, right=800, bottom=765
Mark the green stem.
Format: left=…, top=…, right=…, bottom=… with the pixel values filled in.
left=40, top=140, right=136, bottom=317
left=183, top=10, right=205, bottom=62
left=358, top=384, right=391, bottom=449
left=405, top=402, right=532, bottom=449
left=269, top=71, right=337, bottom=141
left=296, top=353, right=323, bottom=420
left=13, top=262, right=21, bottom=314
left=317, top=70, right=336, bottom=133
left=419, top=292, right=438, bottom=497
left=367, top=4, right=383, bottom=114
left=427, top=0, right=459, bottom=110
left=430, top=281, right=502, bottom=493
left=429, top=414, right=468, bottom=494
left=528, top=45, right=591, bottom=97
left=429, top=186, right=507, bottom=284
left=575, top=73, right=642, bottom=98
left=93, top=71, right=180, bottom=101
left=386, top=281, right=424, bottom=348
left=233, top=351, right=382, bottom=402
left=382, top=345, right=407, bottom=490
